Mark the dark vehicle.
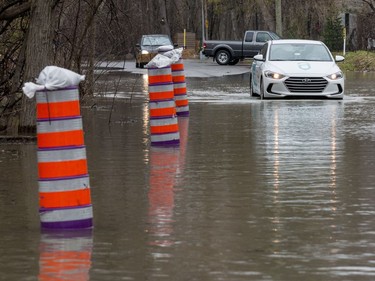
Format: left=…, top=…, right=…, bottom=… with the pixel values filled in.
left=202, top=30, right=280, bottom=65
left=135, top=34, right=176, bottom=68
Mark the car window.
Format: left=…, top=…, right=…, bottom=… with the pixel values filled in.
left=142, top=36, right=172, bottom=46
left=256, top=32, right=271, bottom=43
left=244, top=32, right=254, bottom=42
left=269, top=43, right=333, bottom=61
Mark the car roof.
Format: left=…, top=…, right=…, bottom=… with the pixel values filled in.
left=270, top=39, right=323, bottom=45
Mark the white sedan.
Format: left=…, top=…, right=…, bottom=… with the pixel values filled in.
left=250, top=39, right=345, bottom=99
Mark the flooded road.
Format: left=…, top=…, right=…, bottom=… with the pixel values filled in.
left=1, top=66, right=375, bottom=280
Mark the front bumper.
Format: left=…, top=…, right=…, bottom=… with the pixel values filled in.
left=136, top=53, right=157, bottom=65
left=263, top=77, right=344, bottom=99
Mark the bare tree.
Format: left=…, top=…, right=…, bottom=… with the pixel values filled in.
left=18, top=0, right=55, bottom=133
left=361, top=0, right=375, bottom=12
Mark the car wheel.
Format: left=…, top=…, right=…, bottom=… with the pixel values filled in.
left=215, top=50, right=231, bottom=65
left=228, top=58, right=239, bottom=65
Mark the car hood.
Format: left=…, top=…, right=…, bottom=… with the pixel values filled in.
left=266, top=61, right=341, bottom=76
left=142, top=45, right=161, bottom=52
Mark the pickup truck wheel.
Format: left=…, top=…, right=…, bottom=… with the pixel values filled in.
left=215, top=50, right=231, bottom=65
left=228, top=58, right=239, bottom=65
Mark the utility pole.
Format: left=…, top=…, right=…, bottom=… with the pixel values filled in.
left=201, top=0, right=205, bottom=42
left=200, top=0, right=205, bottom=60
left=275, top=0, right=282, bottom=36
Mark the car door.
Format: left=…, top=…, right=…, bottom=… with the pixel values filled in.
left=252, top=32, right=272, bottom=54
left=242, top=31, right=255, bottom=57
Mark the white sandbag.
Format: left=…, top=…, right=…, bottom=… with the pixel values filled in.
left=145, top=54, right=173, bottom=69
left=161, top=47, right=183, bottom=64
left=22, top=66, right=85, bottom=98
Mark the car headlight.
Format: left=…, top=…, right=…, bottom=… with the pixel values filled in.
left=326, top=71, right=343, bottom=80
left=141, top=50, right=149, bottom=55
left=264, top=71, right=285, bottom=80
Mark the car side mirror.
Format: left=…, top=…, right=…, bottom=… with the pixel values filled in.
left=136, top=43, right=140, bottom=48
left=174, top=43, right=178, bottom=47
left=335, top=55, right=345, bottom=62
left=253, top=54, right=264, bottom=61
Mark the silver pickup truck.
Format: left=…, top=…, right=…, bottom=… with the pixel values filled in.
left=202, top=30, right=280, bottom=65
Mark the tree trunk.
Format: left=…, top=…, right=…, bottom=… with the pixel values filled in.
left=19, top=0, right=54, bottom=134
left=158, top=0, right=171, bottom=35
left=275, top=0, right=282, bottom=36
left=255, top=0, right=276, bottom=31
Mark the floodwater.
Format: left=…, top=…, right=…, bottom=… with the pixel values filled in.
left=1, top=70, right=375, bottom=280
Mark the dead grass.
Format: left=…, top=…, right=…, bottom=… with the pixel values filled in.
left=339, top=51, right=375, bottom=71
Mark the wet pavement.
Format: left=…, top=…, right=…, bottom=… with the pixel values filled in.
left=1, top=62, right=375, bottom=280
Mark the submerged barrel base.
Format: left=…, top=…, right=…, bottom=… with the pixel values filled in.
left=151, top=139, right=180, bottom=147
left=41, top=218, right=93, bottom=229
left=176, top=111, right=190, bottom=117
left=40, top=205, right=93, bottom=229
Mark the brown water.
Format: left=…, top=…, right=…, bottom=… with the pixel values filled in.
left=0, top=72, right=375, bottom=280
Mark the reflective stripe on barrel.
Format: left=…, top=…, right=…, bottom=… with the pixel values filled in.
left=148, top=83, right=175, bottom=101
left=149, top=100, right=176, bottom=118
left=36, top=87, right=80, bottom=119
left=175, top=95, right=189, bottom=107
left=171, top=70, right=186, bottom=83
left=171, top=61, right=184, bottom=72
left=171, top=59, right=186, bottom=83
left=40, top=189, right=91, bottom=209
left=38, top=146, right=88, bottom=179
left=173, top=82, right=187, bottom=95
left=39, top=176, right=90, bottom=192
left=173, top=82, right=189, bottom=116
left=150, top=117, right=179, bottom=134
left=148, top=67, right=173, bottom=85
left=151, top=132, right=180, bottom=146
left=37, top=117, right=84, bottom=148
left=39, top=176, right=91, bottom=208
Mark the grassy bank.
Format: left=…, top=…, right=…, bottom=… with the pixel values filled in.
left=336, top=51, right=375, bottom=72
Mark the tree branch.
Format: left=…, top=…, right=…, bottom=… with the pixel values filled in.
left=0, top=2, right=31, bottom=20
left=362, top=0, right=375, bottom=12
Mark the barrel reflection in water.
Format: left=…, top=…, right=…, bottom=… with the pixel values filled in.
left=38, top=229, right=93, bottom=281
left=147, top=117, right=189, bottom=247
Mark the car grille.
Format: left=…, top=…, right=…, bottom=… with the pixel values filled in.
left=284, top=77, right=328, bottom=93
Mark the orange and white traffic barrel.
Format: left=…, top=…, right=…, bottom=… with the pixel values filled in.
left=148, top=66, right=180, bottom=146
left=171, top=59, right=189, bottom=116
left=36, top=86, right=93, bottom=229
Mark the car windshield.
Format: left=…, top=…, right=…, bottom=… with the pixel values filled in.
left=142, top=36, right=172, bottom=46
left=269, top=43, right=332, bottom=61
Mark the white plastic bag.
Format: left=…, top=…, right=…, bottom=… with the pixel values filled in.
left=145, top=54, right=173, bottom=69
left=22, top=66, right=85, bottom=98
left=163, top=47, right=183, bottom=64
